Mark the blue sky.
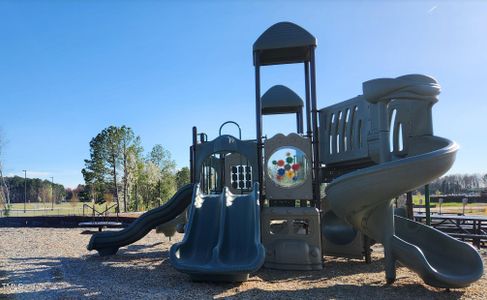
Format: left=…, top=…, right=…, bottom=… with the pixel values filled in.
left=1, top=1, right=486, bottom=188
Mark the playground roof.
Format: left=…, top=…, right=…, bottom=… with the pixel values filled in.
left=253, top=22, right=317, bottom=66
left=261, top=85, right=303, bottom=115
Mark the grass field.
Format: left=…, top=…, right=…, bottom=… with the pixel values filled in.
left=411, top=194, right=481, bottom=206
left=410, top=194, right=487, bottom=215
left=2, top=196, right=486, bottom=217
left=0, top=201, right=119, bottom=217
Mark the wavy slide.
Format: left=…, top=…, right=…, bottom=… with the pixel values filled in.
left=87, top=184, right=194, bottom=256
left=326, top=136, right=484, bottom=288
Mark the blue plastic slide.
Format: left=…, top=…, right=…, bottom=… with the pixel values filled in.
left=170, top=183, right=265, bottom=282
left=88, top=184, right=193, bottom=256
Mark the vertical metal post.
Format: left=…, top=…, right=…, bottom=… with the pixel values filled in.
left=406, top=191, right=413, bottom=219
left=254, top=54, right=264, bottom=205
left=23, top=170, right=27, bottom=213
left=304, top=62, right=312, bottom=137
left=50, top=176, right=54, bottom=210
left=310, top=48, right=321, bottom=209
left=191, top=126, right=197, bottom=184
left=296, top=109, right=304, bottom=134
left=425, top=184, right=431, bottom=225
left=219, top=153, right=225, bottom=193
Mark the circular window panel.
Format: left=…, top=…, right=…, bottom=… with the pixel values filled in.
left=267, top=147, right=309, bottom=188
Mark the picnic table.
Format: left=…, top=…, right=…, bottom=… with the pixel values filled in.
left=414, top=213, right=487, bottom=248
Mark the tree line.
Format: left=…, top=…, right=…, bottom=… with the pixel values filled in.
left=1, top=176, right=66, bottom=204
left=0, top=130, right=67, bottom=208
left=81, top=125, right=189, bottom=212
left=422, top=173, right=487, bottom=195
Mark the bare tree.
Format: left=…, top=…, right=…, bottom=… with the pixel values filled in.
left=0, top=130, right=11, bottom=210
left=120, top=126, right=142, bottom=212
left=103, top=126, right=122, bottom=212
left=70, top=191, right=79, bottom=208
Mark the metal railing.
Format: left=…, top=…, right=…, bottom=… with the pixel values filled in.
left=82, top=203, right=119, bottom=218
left=0, top=203, right=119, bottom=218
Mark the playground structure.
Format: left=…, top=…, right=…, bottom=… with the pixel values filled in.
left=87, top=22, right=484, bottom=288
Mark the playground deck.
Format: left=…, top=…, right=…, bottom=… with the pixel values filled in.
left=1, top=227, right=486, bottom=299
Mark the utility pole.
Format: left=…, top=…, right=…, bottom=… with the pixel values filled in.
left=50, top=176, right=54, bottom=210
left=22, top=170, right=27, bottom=213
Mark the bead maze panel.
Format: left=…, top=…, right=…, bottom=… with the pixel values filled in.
left=264, top=133, right=312, bottom=200
left=267, top=147, right=308, bottom=188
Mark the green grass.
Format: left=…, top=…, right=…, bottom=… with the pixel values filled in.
left=3, top=195, right=486, bottom=217
left=431, top=202, right=479, bottom=207
left=1, top=202, right=118, bottom=217
left=411, top=193, right=487, bottom=216
left=411, top=194, right=486, bottom=206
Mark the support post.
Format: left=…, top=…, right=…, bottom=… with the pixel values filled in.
left=310, top=48, right=321, bottom=209
left=406, top=191, right=413, bottom=219
left=296, top=111, right=304, bottom=134
left=191, top=126, right=197, bottom=184
left=304, top=62, right=312, bottom=138
left=254, top=55, right=264, bottom=206
left=425, top=184, right=431, bottom=226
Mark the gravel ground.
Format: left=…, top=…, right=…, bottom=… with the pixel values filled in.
left=0, top=227, right=485, bottom=300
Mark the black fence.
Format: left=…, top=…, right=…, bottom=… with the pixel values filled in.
left=0, top=216, right=136, bottom=228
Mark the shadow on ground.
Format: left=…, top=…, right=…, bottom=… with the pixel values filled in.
left=1, top=244, right=467, bottom=299
left=255, top=257, right=386, bottom=284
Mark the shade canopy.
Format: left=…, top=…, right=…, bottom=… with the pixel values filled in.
left=253, top=22, right=317, bottom=66
left=261, top=85, right=304, bottom=115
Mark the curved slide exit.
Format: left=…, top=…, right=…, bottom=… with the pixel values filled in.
left=326, top=136, right=484, bottom=288
left=87, top=184, right=194, bottom=256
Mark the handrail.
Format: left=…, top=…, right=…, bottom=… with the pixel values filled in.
left=104, top=203, right=118, bottom=216
left=219, top=121, right=242, bottom=139
left=83, top=203, right=119, bottom=217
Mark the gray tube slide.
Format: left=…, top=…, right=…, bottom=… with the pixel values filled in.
left=393, top=215, right=483, bottom=288
left=326, top=136, right=483, bottom=288
left=87, top=184, right=194, bottom=256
